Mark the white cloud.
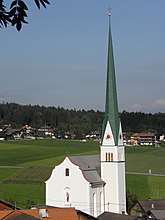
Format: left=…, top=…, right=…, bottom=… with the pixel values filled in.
left=152, top=99, right=165, bottom=107
left=130, top=98, right=165, bottom=113
left=131, top=103, right=143, bottom=112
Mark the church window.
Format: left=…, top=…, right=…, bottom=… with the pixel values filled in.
left=100, top=191, right=104, bottom=213
left=65, top=168, right=69, bottom=176
left=93, top=192, right=97, bottom=217
left=106, top=153, right=111, bottom=161
left=64, top=187, right=71, bottom=205
left=108, top=153, right=110, bottom=161
left=105, top=153, right=108, bottom=161
left=111, top=153, right=113, bottom=161
left=66, top=192, right=69, bottom=202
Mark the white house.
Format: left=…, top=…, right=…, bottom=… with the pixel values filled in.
left=45, top=15, right=126, bottom=217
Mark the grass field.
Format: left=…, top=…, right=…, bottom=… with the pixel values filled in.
left=125, top=146, right=165, bottom=174
left=0, top=139, right=165, bottom=208
left=0, top=184, right=45, bottom=208
left=0, top=139, right=99, bottom=166
left=126, top=174, right=165, bottom=200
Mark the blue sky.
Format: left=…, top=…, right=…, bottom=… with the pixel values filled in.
left=1, top=0, right=165, bottom=113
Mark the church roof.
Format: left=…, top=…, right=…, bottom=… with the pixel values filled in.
left=101, top=15, right=120, bottom=146
left=69, top=155, right=105, bottom=187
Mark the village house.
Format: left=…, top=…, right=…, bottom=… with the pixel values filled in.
left=130, top=133, right=156, bottom=146
left=129, top=199, right=165, bottom=219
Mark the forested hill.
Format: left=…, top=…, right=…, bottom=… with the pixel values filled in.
left=0, top=103, right=165, bottom=136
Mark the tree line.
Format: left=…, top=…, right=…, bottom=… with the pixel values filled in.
left=0, top=103, right=165, bottom=138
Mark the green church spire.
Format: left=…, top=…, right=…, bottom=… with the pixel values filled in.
left=102, top=15, right=120, bottom=146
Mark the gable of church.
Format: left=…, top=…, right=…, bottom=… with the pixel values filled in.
left=46, top=156, right=90, bottom=185
left=45, top=157, right=91, bottom=207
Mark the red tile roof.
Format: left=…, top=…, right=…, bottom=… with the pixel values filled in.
left=132, top=133, right=155, bottom=137
left=24, top=207, right=79, bottom=220
left=0, top=207, right=79, bottom=220
left=0, top=200, right=20, bottom=211
left=0, top=210, right=13, bottom=219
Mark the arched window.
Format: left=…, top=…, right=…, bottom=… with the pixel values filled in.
left=100, top=191, right=104, bottom=213
left=93, top=192, right=97, bottom=217
left=111, top=153, right=113, bottom=162
left=66, top=192, right=69, bottom=202
left=108, top=153, right=110, bottom=161
left=106, top=153, right=111, bottom=161
left=65, top=168, right=69, bottom=176
left=64, top=187, right=71, bottom=205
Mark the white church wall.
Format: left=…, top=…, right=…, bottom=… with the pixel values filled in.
left=89, top=186, right=104, bottom=217
left=117, top=146, right=125, bottom=161
left=101, top=142, right=126, bottom=214
left=118, top=162, right=126, bottom=214
left=45, top=157, right=91, bottom=214
left=101, top=162, right=118, bottom=213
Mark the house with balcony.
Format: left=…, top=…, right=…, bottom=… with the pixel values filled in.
left=130, top=133, right=156, bottom=146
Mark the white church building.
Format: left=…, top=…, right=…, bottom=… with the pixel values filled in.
left=45, top=15, right=126, bottom=217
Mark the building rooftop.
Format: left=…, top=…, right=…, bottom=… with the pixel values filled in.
left=0, top=207, right=79, bottom=220
left=69, top=155, right=105, bottom=187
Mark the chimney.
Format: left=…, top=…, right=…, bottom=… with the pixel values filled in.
left=151, top=204, right=155, bottom=209
left=39, top=209, right=49, bottom=219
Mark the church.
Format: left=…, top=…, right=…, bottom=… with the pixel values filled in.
left=45, top=14, right=126, bottom=217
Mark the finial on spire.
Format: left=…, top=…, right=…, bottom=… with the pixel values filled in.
left=108, top=6, right=111, bottom=16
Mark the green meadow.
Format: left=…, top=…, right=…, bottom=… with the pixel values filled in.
left=0, top=139, right=165, bottom=208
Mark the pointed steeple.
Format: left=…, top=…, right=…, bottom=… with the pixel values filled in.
left=101, top=15, right=120, bottom=146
